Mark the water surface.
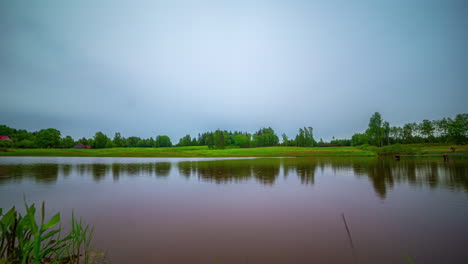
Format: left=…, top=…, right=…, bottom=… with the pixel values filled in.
left=1, top=157, right=467, bottom=264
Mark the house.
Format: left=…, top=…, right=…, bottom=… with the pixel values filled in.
left=74, top=143, right=86, bottom=149
left=74, top=143, right=91, bottom=149
left=0, top=136, right=13, bottom=142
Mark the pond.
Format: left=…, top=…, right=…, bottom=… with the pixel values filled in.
left=0, top=157, right=467, bottom=263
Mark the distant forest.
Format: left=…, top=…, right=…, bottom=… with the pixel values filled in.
left=0, top=113, right=466, bottom=149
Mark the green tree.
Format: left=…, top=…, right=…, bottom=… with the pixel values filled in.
left=105, top=140, right=114, bottom=148
left=213, top=130, right=226, bottom=149
left=177, top=135, right=193, bottom=147
left=126, top=136, right=140, bottom=147
left=0, top=140, right=13, bottom=148
left=366, top=112, right=384, bottom=146
left=383, top=121, right=390, bottom=145
left=13, top=129, right=34, bottom=142
left=447, top=114, right=468, bottom=144
left=0, top=125, right=14, bottom=137
left=93, top=132, right=111, bottom=149
left=155, top=135, right=172, bottom=147
left=61, top=136, right=75, bottom=148
left=113, top=132, right=125, bottom=147
left=206, top=132, right=214, bottom=149
left=233, top=133, right=251, bottom=148
left=389, top=126, right=403, bottom=144
left=77, top=137, right=91, bottom=146
left=420, top=120, right=434, bottom=142
left=281, top=133, right=290, bottom=146
left=434, top=118, right=449, bottom=141
left=14, top=139, right=35, bottom=148
left=351, top=133, right=368, bottom=146
left=402, top=123, right=413, bottom=143
left=35, top=128, right=61, bottom=148
left=303, top=127, right=316, bottom=147
left=252, top=127, right=279, bottom=147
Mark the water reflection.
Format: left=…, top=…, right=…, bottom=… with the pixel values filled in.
left=0, top=158, right=467, bottom=198
left=0, top=164, right=60, bottom=184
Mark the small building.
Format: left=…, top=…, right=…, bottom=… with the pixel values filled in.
left=0, top=136, right=13, bottom=142
left=74, top=143, right=91, bottom=149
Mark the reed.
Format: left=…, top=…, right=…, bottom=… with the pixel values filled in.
left=0, top=201, right=105, bottom=264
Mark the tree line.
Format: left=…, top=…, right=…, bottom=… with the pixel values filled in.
left=0, top=112, right=466, bottom=149
left=351, top=112, right=467, bottom=146
left=0, top=125, right=317, bottom=149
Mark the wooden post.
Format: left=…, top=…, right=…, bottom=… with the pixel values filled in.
left=443, top=154, right=448, bottom=162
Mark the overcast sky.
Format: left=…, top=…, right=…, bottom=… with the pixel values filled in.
left=1, top=0, right=467, bottom=141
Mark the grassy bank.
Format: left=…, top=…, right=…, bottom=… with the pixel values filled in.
left=358, top=143, right=468, bottom=155
left=0, top=144, right=467, bottom=158
left=0, top=146, right=374, bottom=157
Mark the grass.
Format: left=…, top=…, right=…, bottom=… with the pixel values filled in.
left=358, top=143, right=468, bottom=155
left=0, top=144, right=466, bottom=158
left=0, top=146, right=374, bottom=157
left=0, top=201, right=105, bottom=264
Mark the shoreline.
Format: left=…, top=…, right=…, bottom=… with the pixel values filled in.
left=0, top=145, right=466, bottom=158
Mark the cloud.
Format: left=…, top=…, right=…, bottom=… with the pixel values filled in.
left=1, top=0, right=467, bottom=140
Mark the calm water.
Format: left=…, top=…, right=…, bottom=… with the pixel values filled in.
left=1, top=157, right=467, bottom=264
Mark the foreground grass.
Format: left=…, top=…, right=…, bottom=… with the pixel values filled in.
left=0, top=144, right=466, bottom=158
left=1, top=202, right=105, bottom=264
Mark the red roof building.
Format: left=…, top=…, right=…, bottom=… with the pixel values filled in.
left=74, top=143, right=92, bottom=149
left=0, top=136, right=13, bottom=142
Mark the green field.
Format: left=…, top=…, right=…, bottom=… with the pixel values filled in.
left=0, top=144, right=467, bottom=158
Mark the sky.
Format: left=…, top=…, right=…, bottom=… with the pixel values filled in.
left=1, top=0, right=467, bottom=141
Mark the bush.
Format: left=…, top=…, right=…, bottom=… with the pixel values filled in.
left=357, top=143, right=417, bottom=155
left=377, top=144, right=417, bottom=155
left=0, top=141, right=13, bottom=149
left=14, top=140, right=36, bottom=148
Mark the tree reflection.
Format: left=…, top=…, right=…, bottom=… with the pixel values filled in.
left=351, top=158, right=468, bottom=199
left=155, top=162, right=171, bottom=177
left=0, top=158, right=466, bottom=199
left=0, top=164, right=59, bottom=184
left=92, top=164, right=108, bottom=182
left=177, top=159, right=280, bottom=185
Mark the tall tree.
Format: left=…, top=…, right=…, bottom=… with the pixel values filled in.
left=155, top=135, right=172, bottom=147
left=0, top=125, right=14, bottom=137
left=113, top=132, right=124, bottom=147
left=252, top=127, right=279, bottom=147
left=61, top=136, right=75, bottom=148
left=94, top=132, right=111, bottom=149
left=420, top=120, right=434, bottom=142
left=213, top=130, right=226, bottom=149
left=366, top=112, right=384, bottom=146
left=447, top=114, right=468, bottom=144
left=351, top=133, right=368, bottom=146
left=383, top=121, right=390, bottom=145
left=206, top=132, right=214, bottom=149
left=35, top=128, right=61, bottom=148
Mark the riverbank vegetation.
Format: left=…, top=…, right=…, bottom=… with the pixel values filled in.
left=0, top=144, right=466, bottom=158
left=0, top=112, right=466, bottom=152
left=0, top=202, right=104, bottom=264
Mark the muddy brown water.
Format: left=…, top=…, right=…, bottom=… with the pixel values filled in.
left=1, top=157, right=467, bottom=264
